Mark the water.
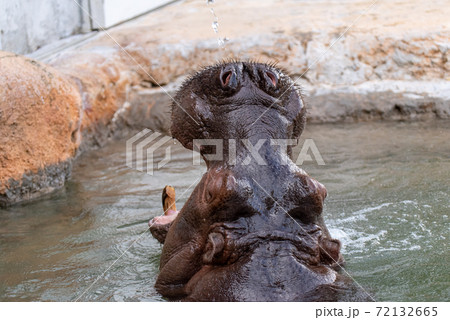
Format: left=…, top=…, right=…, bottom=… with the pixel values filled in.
left=0, top=121, right=448, bottom=301
left=207, top=0, right=229, bottom=47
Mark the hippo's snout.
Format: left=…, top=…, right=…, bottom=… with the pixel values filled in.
left=218, top=63, right=279, bottom=92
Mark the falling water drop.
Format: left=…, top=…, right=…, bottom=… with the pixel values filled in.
left=206, top=0, right=229, bottom=49
left=212, top=21, right=219, bottom=33
left=218, top=37, right=229, bottom=47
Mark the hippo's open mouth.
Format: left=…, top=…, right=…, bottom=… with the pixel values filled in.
left=148, top=210, right=177, bottom=244
left=149, top=210, right=177, bottom=226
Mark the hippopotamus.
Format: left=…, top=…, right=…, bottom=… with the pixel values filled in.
left=149, top=61, right=370, bottom=301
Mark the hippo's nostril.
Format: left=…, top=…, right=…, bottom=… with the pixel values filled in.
left=221, top=71, right=232, bottom=87
left=220, top=67, right=238, bottom=89
left=265, top=71, right=278, bottom=87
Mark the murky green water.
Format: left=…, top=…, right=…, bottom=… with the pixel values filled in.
left=0, top=121, right=448, bottom=301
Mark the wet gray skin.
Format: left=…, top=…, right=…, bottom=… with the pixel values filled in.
left=150, top=61, right=371, bottom=301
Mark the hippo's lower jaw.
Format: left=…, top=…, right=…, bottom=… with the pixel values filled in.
left=149, top=210, right=178, bottom=244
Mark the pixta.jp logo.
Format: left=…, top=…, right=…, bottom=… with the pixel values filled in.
left=126, top=129, right=325, bottom=175
left=126, top=129, right=172, bottom=175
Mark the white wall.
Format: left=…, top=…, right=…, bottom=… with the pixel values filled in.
left=0, top=0, right=176, bottom=55
left=0, top=0, right=84, bottom=54
left=102, top=0, right=174, bottom=28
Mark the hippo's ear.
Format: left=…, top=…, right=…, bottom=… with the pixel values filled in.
left=203, top=233, right=225, bottom=264
left=320, top=238, right=343, bottom=268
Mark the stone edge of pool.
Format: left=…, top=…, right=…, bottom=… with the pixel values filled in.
left=1, top=0, right=450, bottom=207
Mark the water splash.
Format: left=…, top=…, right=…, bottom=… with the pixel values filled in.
left=206, top=0, right=229, bottom=48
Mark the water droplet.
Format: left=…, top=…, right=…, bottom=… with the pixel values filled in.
left=218, top=37, right=229, bottom=47
left=212, top=21, right=219, bottom=33
left=206, top=0, right=229, bottom=48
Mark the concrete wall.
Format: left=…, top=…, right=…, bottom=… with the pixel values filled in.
left=103, top=0, right=177, bottom=28
left=0, top=0, right=84, bottom=54
left=0, top=0, right=177, bottom=55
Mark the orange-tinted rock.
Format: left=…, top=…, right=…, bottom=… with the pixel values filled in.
left=0, top=51, right=81, bottom=206
left=0, top=46, right=163, bottom=206
left=0, top=43, right=168, bottom=206
left=48, top=46, right=153, bottom=149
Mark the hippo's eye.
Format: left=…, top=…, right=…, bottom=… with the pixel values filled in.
left=265, top=71, right=278, bottom=88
